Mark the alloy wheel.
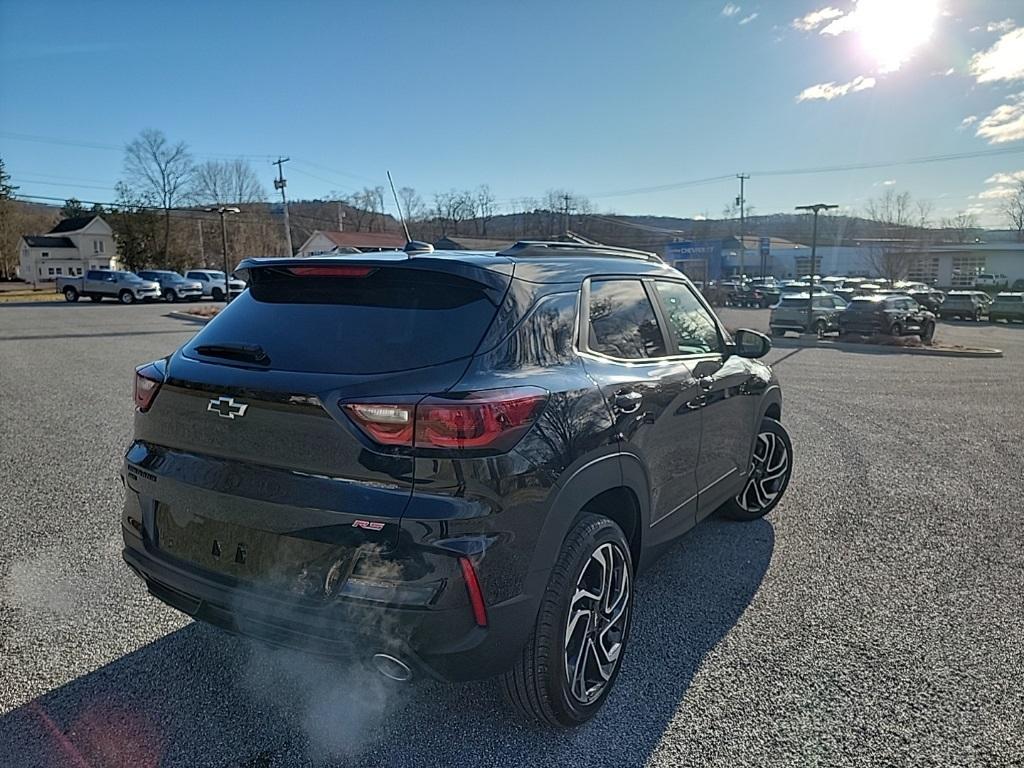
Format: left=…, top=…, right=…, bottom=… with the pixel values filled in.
left=736, top=430, right=790, bottom=513
left=564, top=541, right=630, bottom=706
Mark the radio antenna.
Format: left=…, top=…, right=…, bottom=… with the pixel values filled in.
left=387, top=170, right=412, bottom=243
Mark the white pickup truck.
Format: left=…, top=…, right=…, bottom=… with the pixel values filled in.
left=55, top=270, right=162, bottom=304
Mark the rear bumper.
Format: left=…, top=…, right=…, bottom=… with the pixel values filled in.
left=122, top=534, right=542, bottom=681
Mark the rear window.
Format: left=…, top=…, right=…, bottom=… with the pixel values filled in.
left=778, top=297, right=809, bottom=308
left=847, top=298, right=880, bottom=310
left=184, top=266, right=504, bottom=374
left=996, top=295, right=1023, bottom=303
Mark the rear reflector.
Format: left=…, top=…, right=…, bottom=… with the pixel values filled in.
left=459, top=556, right=488, bottom=627
left=134, top=360, right=165, bottom=412
left=286, top=266, right=375, bottom=278
left=342, top=387, right=547, bottom=453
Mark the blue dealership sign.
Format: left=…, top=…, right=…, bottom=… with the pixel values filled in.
left=666, top=240, right=724, bottom=279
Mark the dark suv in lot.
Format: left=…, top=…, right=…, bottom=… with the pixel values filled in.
left=122, top=242, right=791, bottom=727
left=839, top=294, right=936, bottom=341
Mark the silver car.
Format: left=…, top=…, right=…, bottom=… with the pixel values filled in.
left=137, top=270, right=204, bottom=302
left=769, top=292, right=847, bottom=337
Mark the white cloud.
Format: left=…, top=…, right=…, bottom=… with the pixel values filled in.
left=721, top=3, right=741, bottom=17
left=958, top=115, right=978, bottom=130
left=821, top=13, right=858, bottom=36
left=975, top=93, right=1024, bottom=144
left=791, top=6, right=844, bottom=31
left=796, top=75, right=876, bottom=102
left=987, top=19, right=1016, bottom=34
left=978, top=186, right=1017, bottom=199
left=739, top=13, right=758, bottom=25
left=969, top=28, right=1024, bottom=83
left=882, top=179, right=896, bottom=186
left=986, top=170, right=1024, bottom=185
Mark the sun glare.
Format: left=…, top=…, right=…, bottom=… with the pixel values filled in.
left=851, top=0, right=940, bottom=73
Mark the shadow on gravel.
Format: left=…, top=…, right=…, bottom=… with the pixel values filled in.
left=0, top=518, right=773, bottom=768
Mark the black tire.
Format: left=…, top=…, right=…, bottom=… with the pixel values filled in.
left=63, top=287, right=79, bottom=302
left=889, top=322, right=902, bottom=337
left=211, top=287, right=225, bottom=301
left=163, top=289, right=177, bottom=303
left=719, top=417, right=793, bottom=522
left=89, top=295, right=102, bottom=303
left=119, top=290, right=135, bottom=305
left=502, top=513, right=633, bottom=728
left=920, top=322, right=935, bottom=343
left=770, top=327, right=786, bottom=338
left=813, top=319, right=827, bottom=339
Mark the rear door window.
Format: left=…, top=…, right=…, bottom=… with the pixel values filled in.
left=587, top=279, right=667, bottom=360
left=184, top=266, right=505, bottom=374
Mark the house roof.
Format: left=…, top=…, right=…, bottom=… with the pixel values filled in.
left=49, top=216, right=100, bottom=234
left=319, top=230, right=406, bottom=249
left=23, top=236, right=76, bottom=248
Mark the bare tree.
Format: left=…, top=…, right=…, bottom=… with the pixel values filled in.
left=1004, top=180, right=1024, bottom=242
left=940, top=211, right=979, bottom=244
left=864, top=189, right=926, bottom=283
left=191, top=159, right=266, bottom=205
left=124, top=129, right=194, bottom=261
left=433, top=189, right=476, bottom=235
left=475, top=184, right=496, bottom=235
left=397, top=186, right=424, bottom=221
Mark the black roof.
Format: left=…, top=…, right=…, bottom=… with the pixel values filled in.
left=23, top=236, right=76, bottom=248
left=236, top=241, right=676, bottom=286
left=48, top=216, right=98, bottom=233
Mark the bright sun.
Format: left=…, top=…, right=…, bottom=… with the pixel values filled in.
left=846, top=0, right=940, bottom=73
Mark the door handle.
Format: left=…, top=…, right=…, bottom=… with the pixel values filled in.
left=613, top=390, right=643, bottom=414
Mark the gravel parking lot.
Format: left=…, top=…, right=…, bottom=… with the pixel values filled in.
left=2, top=301, right=1023, bottom=767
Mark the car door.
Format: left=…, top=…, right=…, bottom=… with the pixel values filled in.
left=649, top=279, right=759, bottom=520
left=579, top=277, right=703, bottom=544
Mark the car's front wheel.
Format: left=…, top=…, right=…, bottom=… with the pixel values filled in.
left=719, top=417, right=793, bottom=521
left=503, top=513, right=633, bottom=728
left=920, top=321, right=935, bottom=343
left=119, top=290, right=135, bottom=305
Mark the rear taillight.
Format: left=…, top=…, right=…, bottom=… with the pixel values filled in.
left=133, top=360, right=165, bottom=412
left=342, top=387, right=547, bottom=453
left=286, top=266, right=375, bottom=278
left=459, top=556, right=488, bottom=627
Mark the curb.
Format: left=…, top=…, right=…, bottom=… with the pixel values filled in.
left=770, top=337, right=1003, bottom=359
left=166, top=311, right=212, bottom=325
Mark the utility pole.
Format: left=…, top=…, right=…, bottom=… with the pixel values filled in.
left=273, top=157, right=293, bottom=256
left=197, top=219, right=205, bottom=265
left=562, top=194, right=572, bottom=235
left=795, top=202, right=839, bottom=336
left=337, top=202, right=345, bottom=232
left=736, top=174, right=749, bottom=280
left=206, top=207, right=240, bottom=303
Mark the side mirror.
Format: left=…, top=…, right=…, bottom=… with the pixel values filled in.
left=731, top=328, right=772, bottom=359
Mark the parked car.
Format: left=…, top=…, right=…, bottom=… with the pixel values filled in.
left=989, top=292, right=1024, bottom=323
left=939, top=291, right=987, bottom=321
left=839, top=295, right=936, bottom=341
left=56, top=269, right=161, bottom=304
left=975, top=273, right=1008, bottom=289
left=1012, top=279, right=1024, bottom=291
left=769, top=292, right=847, bottom=337
left=137, top=270, right=204, bottom=302
left=184, top=269, right=247, bottom=300
left=748, top=280, right=782, bottom=308
left=726, top=283, right=773, bottom=308
left=833, top=287, right=857, bottom=304
left=122, top=242, right=791, bottom=727
left=909, top=290, right=944, bottom=314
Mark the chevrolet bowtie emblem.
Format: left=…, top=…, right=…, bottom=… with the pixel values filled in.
left=207, top=396, right=249, bottom=419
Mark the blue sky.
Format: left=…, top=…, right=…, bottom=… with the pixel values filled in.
left=1, top=0, right=1023, bottom=226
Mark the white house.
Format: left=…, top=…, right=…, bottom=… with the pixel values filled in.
left=19, top=216, right=118, bottom=284
left=296, top=230, right=406, bottom=256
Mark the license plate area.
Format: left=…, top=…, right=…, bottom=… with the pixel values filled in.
left=155, top=504, right=356, bottom=598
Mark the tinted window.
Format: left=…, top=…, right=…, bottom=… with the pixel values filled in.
left=779, top=296, right=809, bottom=308
left=185, top=267, right=502, bottom=375
left=654, top=280, right=721, bottom=355
left=588, top=279, right=666, bottom=360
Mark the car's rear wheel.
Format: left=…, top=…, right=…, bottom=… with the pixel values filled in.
left=502, top=513, right=633, bottom=728
left=719, top=418, right=793, bottom=522
left=770, top=327, right=786, bottom=337
left=119, top=290, right=135, bottom=305
left=63, top=287, right=79, bottom=302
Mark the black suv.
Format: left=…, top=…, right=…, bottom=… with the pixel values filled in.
left=839, top=294, right=936, bottom=341
left=122, top=242, right=791, bottom=727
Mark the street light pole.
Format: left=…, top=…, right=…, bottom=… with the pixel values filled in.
left=206, top=206, right=240, bottom=303
left=796, top=203, right=838, bottom=335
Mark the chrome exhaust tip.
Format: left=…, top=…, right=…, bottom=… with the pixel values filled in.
left=372, top=653, right=413, bottom=682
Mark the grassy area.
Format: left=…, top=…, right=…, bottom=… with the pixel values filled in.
left=0, top=290, right=62, bottom=303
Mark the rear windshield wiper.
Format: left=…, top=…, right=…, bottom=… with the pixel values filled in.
left=194, top=343, right=269, bottom=364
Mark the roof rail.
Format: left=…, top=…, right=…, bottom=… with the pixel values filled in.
left=496, top=240, right=663, bottom=263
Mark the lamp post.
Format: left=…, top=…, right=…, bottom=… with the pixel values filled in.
left=205, top=206, right=240, bottom=303
left=795, top=203, right=838, bottom=335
